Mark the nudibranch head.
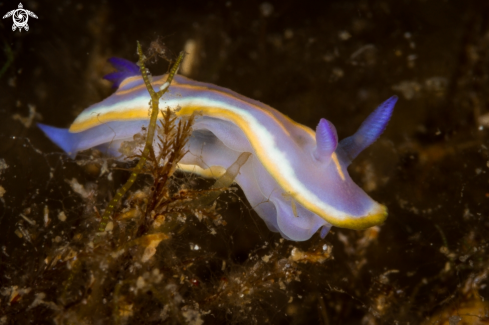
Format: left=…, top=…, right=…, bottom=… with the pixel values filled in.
left=38, top=57, right=397, bottom=241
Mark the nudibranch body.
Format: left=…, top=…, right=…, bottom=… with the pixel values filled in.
left=38, top=58, right=397, bottom=241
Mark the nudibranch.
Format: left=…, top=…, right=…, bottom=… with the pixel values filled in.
left=38, top=57, right=397, bottom=241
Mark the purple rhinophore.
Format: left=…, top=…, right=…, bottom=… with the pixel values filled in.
left=339, top=95, right=398, bottom=161
left=314, top=118, right=338, bottom=161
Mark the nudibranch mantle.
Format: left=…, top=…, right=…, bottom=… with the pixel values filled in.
left=38, top=59, right=397, bottom=241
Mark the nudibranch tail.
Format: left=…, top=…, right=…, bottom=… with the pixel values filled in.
left=314, top=118, right=338, bottom=162
left=37, top=123, right=79, bottom=158
left=339, top=95, right=398, bottom=161
left=104, top=57, right=140, bottom=88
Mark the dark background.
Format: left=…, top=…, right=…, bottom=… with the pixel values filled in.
left=1, top=0, right=489, bottom=324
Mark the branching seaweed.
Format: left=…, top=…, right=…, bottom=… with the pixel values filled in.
left=98, top=42, right=184, bottom=233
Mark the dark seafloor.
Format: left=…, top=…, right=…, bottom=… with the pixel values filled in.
left=1, top=0, right=489, bottom=324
